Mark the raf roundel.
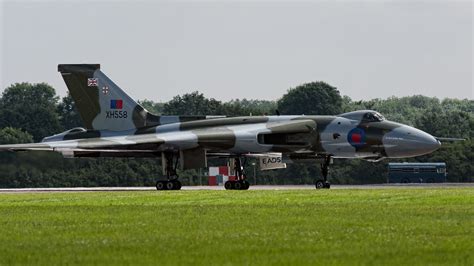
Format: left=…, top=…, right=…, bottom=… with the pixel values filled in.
left=102, top=86, right=109, bottom=95
left=347, top=127, right=366, bottom=148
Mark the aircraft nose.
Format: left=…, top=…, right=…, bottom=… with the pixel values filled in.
left=413, top=131, right=441, bottom=154
left=383, top=125, right=441, bottom=158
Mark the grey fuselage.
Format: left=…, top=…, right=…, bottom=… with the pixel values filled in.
left=42, top=110, right=441, bottom=160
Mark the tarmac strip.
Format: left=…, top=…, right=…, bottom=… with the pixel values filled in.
left=0, top=183, right=472, bottom=193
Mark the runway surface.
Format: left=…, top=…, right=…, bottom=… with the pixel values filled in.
left=0, top=183, right=472, bottom=193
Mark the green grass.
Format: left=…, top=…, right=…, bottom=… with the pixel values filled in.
left=0, top=189, right=472, bottom=265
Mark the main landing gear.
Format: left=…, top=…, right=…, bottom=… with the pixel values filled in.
left=224, top=157, right=250, bottom=190
left=315, top=155, right=331, bottom=189
left=156, top=152, right=182, bottom=191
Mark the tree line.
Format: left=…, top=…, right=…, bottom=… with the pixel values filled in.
left=0, top=82, right=472, bottom=187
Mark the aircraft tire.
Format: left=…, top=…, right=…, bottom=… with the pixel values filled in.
left=156, top=181, right=165, bottom=191
left=224, top=181, right=233, bottom=190
left=165, top=181, right=175, bottom=190
left=173, top=180, right=182, bottom=190
left=315, top=180, right=325, bottom=189
left=324, top=182, right=331, bottom=189
left=234, top=181, right=242, bottom=190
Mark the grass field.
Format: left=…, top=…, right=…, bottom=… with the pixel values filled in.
left=0, top=188, right=472, bottom=265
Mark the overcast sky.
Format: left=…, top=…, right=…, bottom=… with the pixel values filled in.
left=1, top=0, right=472, bottom=102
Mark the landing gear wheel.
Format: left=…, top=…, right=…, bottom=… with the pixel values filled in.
left=173, top=180, right=182, bottom=190
left=156, top=180, right=182, bottom=191
left=156, top=152, right=183, bottom=191
left=324, top=181, right=331, bottom=189
left=224, top=181, right=233, bottom=190
left=224, top=180, right=249, bottom=190
left=234, top=181, right=242, bottom=190
left=165, top=181, right=175, bottom=190
left=242, top=180, right=250, bottom=190
left=315, top=180, right=325, bottom=189
left=225, top=157, right=251, bottom=191
left=156, top=181, right=165, bottom=190
left=315, top=155, right=332, bottom=190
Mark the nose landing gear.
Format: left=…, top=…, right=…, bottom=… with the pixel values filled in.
left=224, top=157, right=250, bottom=190
left=315, top=155, right=331, bottom=189
left=156, top=152, right=182, bottom=191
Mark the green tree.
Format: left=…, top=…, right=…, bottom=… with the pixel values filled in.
left=163, top=91, right=222, bottom=115
left=277, top=82, right=343, bottom=115
left=57, top=93, right=83, bottom=130
left=0, top=127, right=33, bottom=144
left=0, top=83, right=61, bottom=141
left=139, top=99, right=165, bottom=115
left=221, top=99, right=277, bottom=116
left=416, top=107, right=473, bottom=139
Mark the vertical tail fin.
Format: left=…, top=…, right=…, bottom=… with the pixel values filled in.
left=58, top=64, right=156, bottom=131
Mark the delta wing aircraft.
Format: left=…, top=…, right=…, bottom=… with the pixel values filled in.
left=0, top=64, right=445, bottom=190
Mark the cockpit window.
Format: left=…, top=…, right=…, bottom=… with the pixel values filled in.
left=374, top=112, right=385, bottom=121
left=363, top=112, right=385, bottom=122
left=68, top=127, right=87, bottom=133
left=340, top=110, right=386, bottom=122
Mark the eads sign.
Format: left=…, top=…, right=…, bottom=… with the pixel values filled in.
left=259, top=155, right=287, bottom=170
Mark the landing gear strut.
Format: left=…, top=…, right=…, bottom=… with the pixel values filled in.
left=156, top=152, right=182, bottom=191
left=225, top=157, right=250, bottom=190
left=315, top=155, right=331, bottom=189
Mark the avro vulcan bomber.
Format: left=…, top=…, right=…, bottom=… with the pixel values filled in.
left=0, top=65, right=445, bottom=190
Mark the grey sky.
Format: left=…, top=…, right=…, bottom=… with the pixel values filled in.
left=1, top=0, right=473, bottom=102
